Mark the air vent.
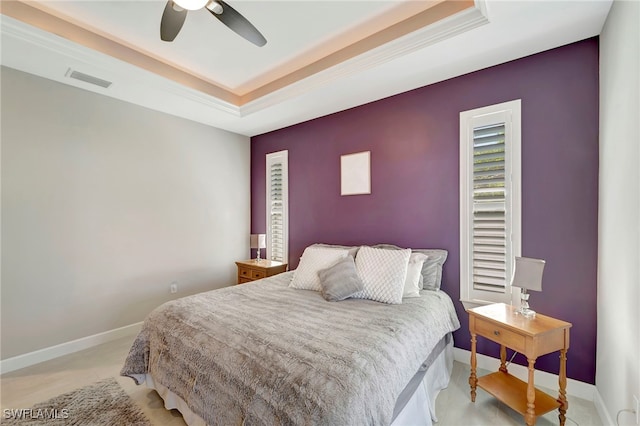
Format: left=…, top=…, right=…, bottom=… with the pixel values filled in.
left=65, top=69, right=112, bottom=89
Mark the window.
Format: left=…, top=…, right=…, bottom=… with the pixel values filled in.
left=266, top=150, right=289, bottom=263
left=460, top=100, right=521, bottom=308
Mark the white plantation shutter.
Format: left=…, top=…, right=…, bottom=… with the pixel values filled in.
left=460, top=100, right=521, bottom=306
left=266, top=151, right=288, bottom=263
left=473, top=124, right=507, bottom=292
left=269, top=163, right=285, bottom=261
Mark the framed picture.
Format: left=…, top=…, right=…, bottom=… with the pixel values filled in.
left=341, top=151, right=371, bottom=196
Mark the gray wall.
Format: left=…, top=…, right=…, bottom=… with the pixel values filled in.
left=1, top=67, right=250, bottom=359
left=597, top=0, right=640, bottom=422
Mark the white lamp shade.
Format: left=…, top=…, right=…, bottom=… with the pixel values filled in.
left=250, top=234, right=266, bottom=249
left=173, top=0, right=209, bottom=10
left=511, top=257, right=545, bottom=292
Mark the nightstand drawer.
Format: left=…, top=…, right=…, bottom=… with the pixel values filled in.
left=251, top=270, right=266, bottom=280
left=475, top=319, right=526, bottom=353
left=238, top=267, right=252, bottom=280
left=235, top=260, right=287, bottom=284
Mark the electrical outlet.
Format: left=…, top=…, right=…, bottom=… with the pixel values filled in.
left=170, top=282, right=178, bottom=294
left=634, top=394, right=639, bottom=425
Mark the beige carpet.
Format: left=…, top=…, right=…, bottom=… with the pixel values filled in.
left=2, top=377, right=152, bottom=425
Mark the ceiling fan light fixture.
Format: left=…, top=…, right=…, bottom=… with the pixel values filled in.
left=205, top=1, right=223, bottom=15
left=160, top=0, right=265, bottom=46
left=173, top=0, right=208, bottom=11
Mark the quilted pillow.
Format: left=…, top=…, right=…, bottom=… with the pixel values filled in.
left=353, top=246, right=411, bottom=304
left=318, top=256, right=364, bottom=301
left=403, top=252, right=428, bottom=298
left=289, top=246, right=349, bottom=291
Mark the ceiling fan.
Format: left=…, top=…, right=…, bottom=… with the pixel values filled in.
left=160, top=0, right=267, bottom=47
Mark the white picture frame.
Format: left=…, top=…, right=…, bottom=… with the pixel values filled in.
left=341, top=151, right=371, bottom=196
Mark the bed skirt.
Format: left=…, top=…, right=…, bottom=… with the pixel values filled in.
left=139, top=334, right=454, bottom=426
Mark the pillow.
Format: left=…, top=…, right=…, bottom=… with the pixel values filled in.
left=412, top=249, right=448, bottom=290
left=289, top=246, right=349, bottom=291
left=373, top=244, right=448, bottom=291
left=318, top=256, right=364, bottom=301
left=312, top=243, right=360, bottom=258
left=353, top=246, right=411, bottom=304
left=403, top=252, right=428, bottom=298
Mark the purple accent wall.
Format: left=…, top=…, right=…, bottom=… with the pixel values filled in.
left=251, top=38, right=599, bottom=384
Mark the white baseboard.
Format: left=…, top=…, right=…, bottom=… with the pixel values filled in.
left=593, top=387, right=616, bottom=426
left=453, top=347, right=596, bottom=402
left=0, top=322, right=143, bottom=374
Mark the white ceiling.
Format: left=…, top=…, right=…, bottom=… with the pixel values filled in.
left=31, top=0, right=412, bottom=93
left=0, top=0, right=612, bottom=137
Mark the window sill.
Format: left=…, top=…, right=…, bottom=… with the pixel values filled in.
left=460, top=299, right=495, bottom=311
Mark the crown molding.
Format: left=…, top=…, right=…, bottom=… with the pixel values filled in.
left=1, top=0, right=488, bottom=127
left=239, top=1, right=489, bottom=116
left=0, top=14, right=241, bottom=117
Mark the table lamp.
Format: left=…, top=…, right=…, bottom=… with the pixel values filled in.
left=511, top=256, right=545, bottom=318
left=250, top=234, right=266, bottom=261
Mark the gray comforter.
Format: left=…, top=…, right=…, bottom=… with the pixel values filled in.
left=121, top=272, right=460, bottom=426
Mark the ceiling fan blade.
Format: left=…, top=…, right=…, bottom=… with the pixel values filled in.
left=207, top=1, right=266, bottom=47
left=160, top=1, right=187, bottom=42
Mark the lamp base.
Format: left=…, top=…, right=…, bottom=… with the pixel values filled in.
left=254, top=250, right=262, bottom=262
left=516, top=307, right=536, bottom=318
left=517, top=290, right=536, bottom=318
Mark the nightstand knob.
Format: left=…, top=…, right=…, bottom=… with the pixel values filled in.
left=494, top=330, right=500, bottom=336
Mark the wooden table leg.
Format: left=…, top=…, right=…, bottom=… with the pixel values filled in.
left=469, top=333, right=477, bottom=402
left=558, top=349, right=568, bottom=425
left=499, top=344, right=508, bottom=373
left=525, top=358, right=536, bottom=426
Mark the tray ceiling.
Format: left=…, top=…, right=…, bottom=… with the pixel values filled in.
left=0, top=0, right=612, bottom=136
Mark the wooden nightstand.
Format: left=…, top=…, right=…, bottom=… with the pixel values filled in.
left=468, top=303, right=572, bottom=426
left=235, top=259, right=287, bottom=284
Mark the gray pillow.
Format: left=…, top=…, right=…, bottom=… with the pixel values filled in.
left=372, top=244, right=448, bottom=291
left=318, top=256, right=364, bottom=301
left=412, top=249, right=448, bottom=291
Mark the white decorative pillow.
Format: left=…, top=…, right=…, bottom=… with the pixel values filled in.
left=403, top=253, right=429, bottom=298
left=353, top=246, right=411, bottom=304
left=289, top=246, right=349, bottom=291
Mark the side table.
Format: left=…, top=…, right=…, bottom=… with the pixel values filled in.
left=468, top=303, right=572, bottom=425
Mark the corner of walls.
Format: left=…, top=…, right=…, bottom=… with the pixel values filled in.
left=593, top=387, right=616, bottom=426
left=596, top=0, right=640, bottom=422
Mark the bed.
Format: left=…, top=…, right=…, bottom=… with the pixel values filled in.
left=121, top=245, right=460, bottom=426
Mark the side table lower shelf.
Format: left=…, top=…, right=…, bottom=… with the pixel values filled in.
left=478, top=372, right=560, bottom=418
